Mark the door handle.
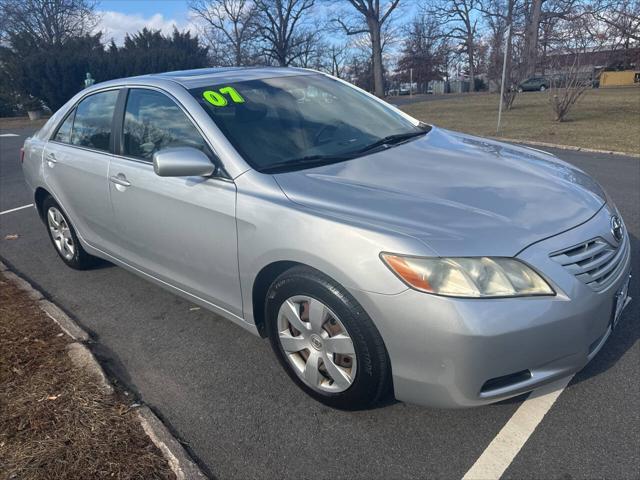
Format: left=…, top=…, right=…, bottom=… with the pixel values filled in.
left=109, top=174, right=131, bottom=187
left=45, top=153, right=57, bottom=165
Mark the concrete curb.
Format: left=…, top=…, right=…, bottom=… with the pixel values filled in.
left=39, top=299, right=90, bottom=342
left=1, top=265, right=208, bottom=480
left=494, top=137, right=640, bottom=158
left=138, top=406, right=208, bottom=480
left=66, top=342, right=114, bottom=395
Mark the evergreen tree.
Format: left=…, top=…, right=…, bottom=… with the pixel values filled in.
left=0, top=32, right=106, bottom=111
left=0, top=26, right=209, bottom=112
left=108, top=28, right=209, bottom=78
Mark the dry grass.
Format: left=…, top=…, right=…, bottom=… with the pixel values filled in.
left=0, top=278, right=175, bottom=480
left=0, top=116, right=48, bottom=130
left=399, top=87, right=640, bottom=154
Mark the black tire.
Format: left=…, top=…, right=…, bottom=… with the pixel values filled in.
left=42, top=196, right=98, bottom=270
left=265, top=266, right=392, bottom=410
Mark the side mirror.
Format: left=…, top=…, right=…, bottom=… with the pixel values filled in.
left=152, top=147, right=216, bottom=177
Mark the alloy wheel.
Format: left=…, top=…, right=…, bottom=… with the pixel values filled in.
left=277, top=295, right=357, bottom=393
left=47, top=207, right=75, bottom=260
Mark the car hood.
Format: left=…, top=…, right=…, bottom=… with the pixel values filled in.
left=273, top=127, right=606, bottom=257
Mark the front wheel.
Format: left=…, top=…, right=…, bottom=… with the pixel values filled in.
left=540, top=85, right=546, bottom=91
left=265, top=266, right=392, bottom=410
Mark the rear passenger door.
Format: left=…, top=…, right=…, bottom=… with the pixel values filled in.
left=43, top=89, right=121, bottom=251
left=108, top=87, right=242, bottom=317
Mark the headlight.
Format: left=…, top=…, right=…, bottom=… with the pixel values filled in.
left=381, top=254, right=555, bottom=298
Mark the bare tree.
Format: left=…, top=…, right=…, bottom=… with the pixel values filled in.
left=547, top=12, right=600, bottom=121
left=481, top=0, right=522, bottom=108
left=590, top=0, right=640, bottom=43
left=254, top=0, right=316, bottom=66
left=538, top=9, right=562, bottom=74
left=425, top=0, right=480, bottom=91
left=589, top=0, right=640, bottom=68
left=520, top=0, right=579, bottom=77
left=0, top=0, right=97, bottom=46
left=189, top=0, right=257, bottom=66
left=198, top=27, right=235, bottom=66
left=396, top=14, right=448, bottom=92
left=325, top=43, right=350, bottom=78
left=333, top=0, right=402, bottom=97
left=344, top=51, right=375, bottom=90
left=548, top=60, right=590, bottom=121
left=482, top=0, right=508, bottom=83
left=291, top=27, right=323, bottom=68
left=522, top=0, right=543, bottom=76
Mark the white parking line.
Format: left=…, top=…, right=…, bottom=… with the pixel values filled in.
left=462, top=375, right=573, bottom=480
left=0, top=133, right=20, bottom=137
left=0, top=203, right=34, bottom=215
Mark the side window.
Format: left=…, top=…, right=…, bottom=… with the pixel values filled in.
left=71, top=90, right=119, bottom=152
left=53, top=109, right=75, bottom=144
left=123, top=89, right=211, bottom=161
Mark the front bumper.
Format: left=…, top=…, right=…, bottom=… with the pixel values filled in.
left=350, top=205, right=632, bottom=408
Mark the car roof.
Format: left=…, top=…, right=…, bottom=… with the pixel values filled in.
left=119, top=66, right=317, bottom=89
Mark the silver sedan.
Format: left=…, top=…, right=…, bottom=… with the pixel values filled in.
left=22, top=67, right=632, bottom=409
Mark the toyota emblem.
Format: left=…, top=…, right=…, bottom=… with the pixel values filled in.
left=611, top=215, right=624, bottom=243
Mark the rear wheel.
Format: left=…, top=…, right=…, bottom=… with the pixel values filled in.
left=42, top=196, right=98, bottom=270
left=265, top=266, right=391, bottom=410
left=540, top=85, right=546, bottom=91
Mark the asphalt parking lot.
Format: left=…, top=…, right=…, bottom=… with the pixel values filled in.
left=1, top=126, right=638, bottom=480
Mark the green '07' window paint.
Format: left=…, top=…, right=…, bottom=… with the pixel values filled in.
left=203, top=86, right=245, bottom=107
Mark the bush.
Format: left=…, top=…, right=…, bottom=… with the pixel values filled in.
left=22, top=96, right=42, bottom=111
left=0, top=93, right=20, bottom=117
left=474, top=77, right=487, bottom=92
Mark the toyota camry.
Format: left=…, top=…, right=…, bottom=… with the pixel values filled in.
left=22, top=67, right=632, bottom=409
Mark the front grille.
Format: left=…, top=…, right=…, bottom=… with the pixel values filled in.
left=550, top=235, right=629, bottom=291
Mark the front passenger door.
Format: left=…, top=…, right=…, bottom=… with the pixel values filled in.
left=108, top=88, right=242, bottom=317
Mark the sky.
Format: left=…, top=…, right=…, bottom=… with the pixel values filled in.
left=94, top=1, right=420, bottom=48
left=97, top=1, right=197, bottom=45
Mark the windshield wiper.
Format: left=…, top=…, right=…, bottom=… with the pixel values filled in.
left=357, top=129, right=429, bottom=155
left=259, top=153, right=357, bottom=174
left=259, top=127, right=431, bottom=174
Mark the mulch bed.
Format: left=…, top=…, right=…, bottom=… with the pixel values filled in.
left=0, top=277, right=175, bottom=479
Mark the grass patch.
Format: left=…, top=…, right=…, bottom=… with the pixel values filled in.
left=0, top=278, right=175, bottom=480
left=0, top=116, right=48, bottom=130
left=399, top=87, right=640, bottom=154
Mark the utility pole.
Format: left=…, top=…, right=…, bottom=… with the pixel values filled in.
left=497, top=23, right=512, bottom=135
left=410, top=68, right=413, bottom=96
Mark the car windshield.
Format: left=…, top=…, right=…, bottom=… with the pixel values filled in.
left=189, top=74, right=429, bottom=173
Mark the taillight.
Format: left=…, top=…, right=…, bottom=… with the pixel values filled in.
left=20, top=147, right=25, bottom=164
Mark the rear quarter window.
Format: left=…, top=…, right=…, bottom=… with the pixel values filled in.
left=53, top=109, right=75, bottom=144
left=71, top=90, right=119, bottom=152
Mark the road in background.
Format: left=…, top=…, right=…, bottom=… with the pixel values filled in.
left=1, top=126, right=638, bottom=479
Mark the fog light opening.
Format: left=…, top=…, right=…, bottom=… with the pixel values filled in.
left=481, top=369, right=532, bottom=393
